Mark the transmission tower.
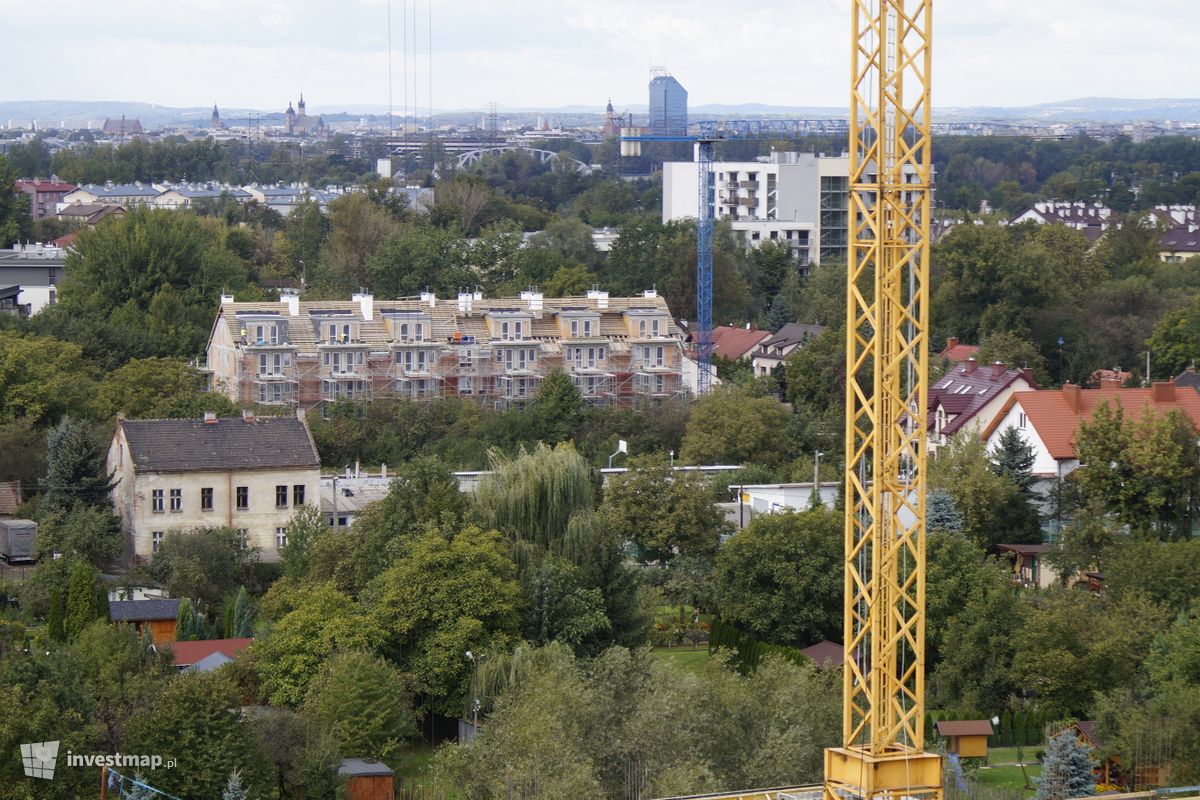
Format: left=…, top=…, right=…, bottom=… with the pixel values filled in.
left=823, top=1, right=942, bottom=800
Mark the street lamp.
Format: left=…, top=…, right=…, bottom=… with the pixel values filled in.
left=811, top=451, right=823, bottom=508
left=1057, top=336, right=1065, bottom=385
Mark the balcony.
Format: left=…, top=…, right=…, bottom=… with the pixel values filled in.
left=321, top=378, right=371, bottom=402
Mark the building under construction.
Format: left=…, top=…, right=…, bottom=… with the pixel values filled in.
left=205, top=290, right=687, bottom=412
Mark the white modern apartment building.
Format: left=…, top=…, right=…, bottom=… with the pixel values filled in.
left=662, top=151, right=850, bottom=266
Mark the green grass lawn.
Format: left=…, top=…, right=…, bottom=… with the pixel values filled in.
left=973, top=763, right=1042, bottom=795
left=986, top=746, right=1039, bottom=765
left=651, top=645, right=710, bottom=675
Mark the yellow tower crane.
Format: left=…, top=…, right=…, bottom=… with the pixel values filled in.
left=823, top=2, right=943, bottom=800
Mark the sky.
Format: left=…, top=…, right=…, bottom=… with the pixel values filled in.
left=4, top=0, right=1198, bottom=113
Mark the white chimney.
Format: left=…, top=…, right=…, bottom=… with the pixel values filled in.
left=520, top=289, right=544, bottom=312
left=586, top=288, right=609, bottom=309
left=457, top=292, right=472, bottom=313
left=353, top=292, right=374, bottom=321
left=642, top=288, right=658, bottom=299
left=420, top=291, right=436, bottom=307
left=242, top=409, right=256, bottom=423
left=220, top=294, right=235, bottom=305
left=280, top=288, right=300, bottom=317
left=203, top=411, right=217, bottom=424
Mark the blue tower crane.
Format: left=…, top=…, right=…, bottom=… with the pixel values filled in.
left=620, top=129, right=720, bottom=394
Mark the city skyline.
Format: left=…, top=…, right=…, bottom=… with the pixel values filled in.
left=5, top=0, right=1200, bottom=113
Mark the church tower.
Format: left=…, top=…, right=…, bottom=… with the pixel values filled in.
left=297, top=93, right=306, bottom=117
left=210, top=104, right=222, bottom=130
left=603, top=98, right=618, bottom=137
left=285, top=101, right=296, bottom=132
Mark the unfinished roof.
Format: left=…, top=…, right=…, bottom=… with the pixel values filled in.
left=936, top=720, right=994, bottom=737
left=981, top=382, right=1200, bottom=460
left=119, top=417, right=320, bottom=473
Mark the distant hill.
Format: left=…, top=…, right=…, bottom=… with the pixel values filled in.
left=4, top=97, right=1200, bottom=128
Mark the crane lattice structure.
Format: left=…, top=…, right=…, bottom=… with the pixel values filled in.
left=618, top=129, right=729, bottom=396
left=823, top=2, right=942, bottom=800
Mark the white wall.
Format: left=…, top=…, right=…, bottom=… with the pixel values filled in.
left=985, top=401, right=1063, bottom=477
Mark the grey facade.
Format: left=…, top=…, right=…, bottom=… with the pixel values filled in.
left=649, top=72, right=688, bottom=136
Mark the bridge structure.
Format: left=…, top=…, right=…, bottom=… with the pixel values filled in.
left=385, top=139, right=592, bottom=175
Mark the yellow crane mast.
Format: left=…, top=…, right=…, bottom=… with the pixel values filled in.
left=824, top=2, right=942, bottom=800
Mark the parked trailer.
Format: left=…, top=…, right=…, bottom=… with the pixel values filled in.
left=0, top=519, right=37, bottom=563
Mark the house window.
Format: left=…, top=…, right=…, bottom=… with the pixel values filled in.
left=169, top=488, right=182, bottom=512
left=151, top=531, right=164, bottom=553
left=570, top=320, right=579, bottom=337
left=1019, top=413, right=1027, bottom=429
left=459, top=348, right=473, bottom=368
left=337, top=516, right=349, bottom=527
left=275, top=527, right=288, bottom=549
left=514, top=320, right=523, bottom=340
left=276, top=485, right=288, bottom=508
left=293, top=484, right=305, bottom=506
left=236, top=486, right=249, bottom=510
left=201, top=487, right=214, bottom=511
left=459, top=377, right=473, bottom=395
left=151, top=489, right=164, bottom=513
left=584, top=320, right=593, bottom=337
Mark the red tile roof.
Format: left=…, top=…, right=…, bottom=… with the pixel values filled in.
left=165, top=637, right=252, bottom=667
left=981, top=382, right=1200, bottom=460
left=711, top=326, right=771, bottom=360
left=938, top=337, right=980, bottom=364
left=936, top=720, right=994, bottom=737
left=52, top=232, right=79, bottom=248
left=16, top=179, right=77, bottom=193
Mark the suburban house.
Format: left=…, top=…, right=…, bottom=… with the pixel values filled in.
left=110, top=598, right=181, bottom=645
left=206, top=290, right=686, bottom=411
left=710, top=325, right=771, bottom=362
left=935, top=720, right=994, bottom=759
left=0, top=243, right=67, bottom=315
left=54, top=202, right=125, bottom=228
left=1073, top=721, right=1170, bottom=789
left=15, top=179, right=76, bottom=219
left=928, top=360, right=1036, bottom=455
left=997, top=543, right=1057, bottom=589
left=1174, top=367, right=1200, bottom=392
left=937, top=337, right=980, bottom=365
left=107, top=413, right=321, bottom=561
left=981, top=382, right=1200, bottom=484
left=750, top=322, right=827, bottom=376
left=166, top=637, right=253, bottom=671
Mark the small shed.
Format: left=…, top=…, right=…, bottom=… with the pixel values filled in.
left=338, top=758, right=394, bottom=800
left=109, top=598, right=181, bottom=644
left=935, top=719, right=994, bottom=758
left=997, top=544, right=1054, bottom=588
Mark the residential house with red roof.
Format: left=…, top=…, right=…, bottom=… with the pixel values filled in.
left=166, top=637, right=253, bottom=671
left=928, top=359, right=1036, bottom=455
left=15, top=179, right=76, bottom=220
left=936, top=337, right=979, bottom=365
left=710, top=326, right=771, bottom=362
left=981, top=381, right=1200, bottom=481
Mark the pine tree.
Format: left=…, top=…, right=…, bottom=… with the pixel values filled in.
left=927, top=489, right=965, bottom=534
left=530, top=369, right=583, bottom=444
left=42, top=417, right=116, bottom=512
left=125, top=773, right=156, bottom=800
left=47, top=588, right=65, bottom=642
left=1037, top=729, right=1096, bottom=800
left=765, top=293, right=791, bottom=332
left=64, top=560, right=99, bottom=639
left=992, top=426, right=1037, bottom=494
left=222, top=768, right=248, bottom=800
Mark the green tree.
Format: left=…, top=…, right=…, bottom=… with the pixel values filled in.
left=522, top=558, right=611, bottom=654
left=48, top=588, right=65, bottom=642
left=148, top=528, right=261, bottom=612
left=64, top=560, right=101, bottom=639
left=280, top=504, right=327, bottom=581
left=680, top=387, right=795, bottom=467
left=926, top=489, right=964, bottom=534
left=0, top=155, right=31, bottom=246
left=1147, top=610, right=1200, bottom=688
left=96, top=357, right=239, bottom=420
left=1147, top=296, right=1200, bottom=378
left=254, top=580, right=379, bottom=707
left=35, top=504, right=123, bottom=566
left=304, top=651, right=417, bottom=763
left=477, top=443, right=594, bottom=556
left=529, top=369, right=583, bottom=444
left=0, top=419, right=48, bottom=488
left=925, top=531, right=993, bottom=668
left=1103, top=539, right=1200, bottom=613
left=991, top=426, right=1036, bottom=494
left=977, top=331, right=1050, bottom=386
left=929, top=434, right=1041, bottom=551
left=175, top=597, right=207, bottom=642
left=125, top=671, right=270, bottom=800
left=365, top=525, right=522, bottom=716
left=1036, top=729, right=1095, bottom=800
left=222, top=769, right=248, bottom=800
left=713, top=509, right=841, bottom=646
left=42, top=416, right=114, bottom=512
left=0, top=335, right=97, bottom=425
left=600, top=453, right=726, bottom=563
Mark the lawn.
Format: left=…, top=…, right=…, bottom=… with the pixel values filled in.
left=651, top=645, right=710, bottom=675
left=394, top=741, right=462, bottom=798
left=986, top=746, right=1039, bottom=765
left=973, top=763, right=1042, bottom=795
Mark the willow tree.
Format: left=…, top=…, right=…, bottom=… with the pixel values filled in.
left=477, top=443, right=594, bottom=556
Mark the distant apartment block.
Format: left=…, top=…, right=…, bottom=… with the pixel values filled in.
left=206, top=290, right=686, bottom=412
left=0, top=243, right=66, bottom=315
left=15, top=179, right=76, bottom=219
left=1011, top=201, right=1200, bottom=262
left=663, top=151, right=851, bottom=266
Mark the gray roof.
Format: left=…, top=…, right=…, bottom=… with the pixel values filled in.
left=189, top=652, right=234, bottom=672
left=338, top=759, right=394, bottom=777
left=759, top=323, right=828, bottom=352
left=120, top=417, right=320, bottom=473
left=110, top=597, right=181, bottom=622
left=1175, top=368, right=1200, bottom=390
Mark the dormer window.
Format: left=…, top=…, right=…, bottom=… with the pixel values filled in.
left=326, top=323, right=353, bottom=344
left=252, top=323, right=280, bottom=345
left=569, top=319, right=595, bottom=338
left=499, top=320, right=525, bottom=341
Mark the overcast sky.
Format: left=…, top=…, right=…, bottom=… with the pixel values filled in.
left=5, top=0, right=1197, bottom=112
